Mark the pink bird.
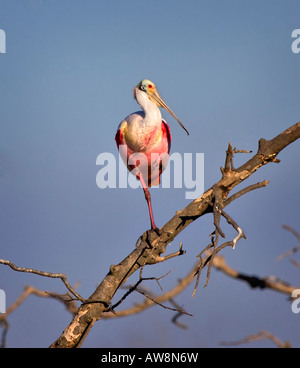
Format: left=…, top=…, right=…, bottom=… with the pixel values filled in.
left=115, top=79, right=189, bottom=231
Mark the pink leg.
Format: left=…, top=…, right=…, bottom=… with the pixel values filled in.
left=139, top=174, right=157, bottom=230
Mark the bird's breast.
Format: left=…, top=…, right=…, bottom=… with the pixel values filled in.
left=116, top=117, right=171, bottom=187
left=121, top=112, right=163, bottom=152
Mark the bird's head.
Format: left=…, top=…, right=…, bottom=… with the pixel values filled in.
left=134, top=79, right=189, bottom=135
left=137, top=79, right=157, bottom=97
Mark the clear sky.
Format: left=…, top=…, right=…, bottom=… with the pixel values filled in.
left=0, top=0, right=300, bottom=348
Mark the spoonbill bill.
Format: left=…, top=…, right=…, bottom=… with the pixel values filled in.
left=115, top=79, right=189, bottom=231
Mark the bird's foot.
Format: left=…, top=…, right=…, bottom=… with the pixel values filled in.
left=151, top=227, right=161, bottom=236
left=144, top=227, right=161, bottom=247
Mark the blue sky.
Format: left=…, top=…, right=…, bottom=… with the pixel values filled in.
left=0, top=0, right=300, bottom=348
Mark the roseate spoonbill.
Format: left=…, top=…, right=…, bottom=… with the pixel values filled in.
left=115, top=79, right=189, bottom=231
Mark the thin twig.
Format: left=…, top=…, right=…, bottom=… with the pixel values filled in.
left=193, top=238, right=215, bottom=297
left=0, top=319, right=9, bottom=348
left=282, top=224, right=300, bottom=243
left=169, top=298, right=189, bottom=329
left=290, top=259, right=300, bottom=268
left=134, top=287, right=193, bottom=317
left=223, top=180, right=269, bottom=207
left=193, top=199, right=246, bottom=293
left=203, top=233, right=219, bottom=288
left=107, top=269, right=174, bottom=312
left=159, top=243, right=186, bottom=261
left=220, top=330, right=292, bottom=348
left=232, top=148, right=252, bottom=154
left=220, top=209, right=246, bottom=248
left=277, top=225, right=300, bottom=261
left=212, top=185, right=225, bottom=238
left=0, top=259, right=84, bottom=302
left=224, top=142, right=234, bottom=171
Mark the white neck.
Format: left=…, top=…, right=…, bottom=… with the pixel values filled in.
left=135, top=88, right=162, bottom=127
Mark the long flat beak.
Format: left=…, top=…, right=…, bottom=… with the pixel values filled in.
left=150, top=90, right=189, bottom=135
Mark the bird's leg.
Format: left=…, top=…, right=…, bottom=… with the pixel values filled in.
left=143, top=186, right=157, bottom=230
left=139, top=174, right=159, bottom=232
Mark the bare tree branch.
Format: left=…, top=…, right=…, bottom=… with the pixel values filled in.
left=101, top=244, right=298, bottom=328
left=211, top=254, right=299, bottom=295
left=277, top=225, right=300, bottom=262
left=0, top=285, right=79, bottom=348
left=102, top=261, right=200, bottom=320
left=47, top=121, right=300, bottom=348
left=282, top=224, right=300, bottom=243
left=1, top=121, right=299, bottom=348
left=220, top=330, right=292, bottom=348
left=223, top=180, right=269, bottom=207
left=0, top=259, right=84, bottom=302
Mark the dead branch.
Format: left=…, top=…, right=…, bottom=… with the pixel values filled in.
left=47, top=121, right=300, bottom=348
left=277, top=225, right=300, bottom=262
left=282, top=224, right=300, bottom=243
left=193, top=204, right=246, bottom=293
left=220, top=330, right=292, bottom=348
left=290, top=259, right=300, bottom=268
left=0, top=285, right=79, bottom=348
left=101, top=245, right=298, bottom=327
left=0, top=259, right=84, bottom=302
left=134, top=287, right=193, bottom=317
left=223, top=180, right=269, bottom=207
left=211, top=254, right=299, bottom=295
left=102, top=261, right=201, bottom=319
left=1, top=121, right=299, bottom=348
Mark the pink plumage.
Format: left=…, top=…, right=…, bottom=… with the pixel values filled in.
left=115, top=79, right=188, bottom=230
left=115, top=120, right=171, bottom=187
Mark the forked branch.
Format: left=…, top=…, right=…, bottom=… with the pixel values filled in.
left=1, top=121, right=299, bottom=348
left=0, top=259, right=84, bottom=302
left=46, top=121, right=300, bottom=348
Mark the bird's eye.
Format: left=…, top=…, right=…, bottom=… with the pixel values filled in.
left=148, top=84, right=152, bottom=89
